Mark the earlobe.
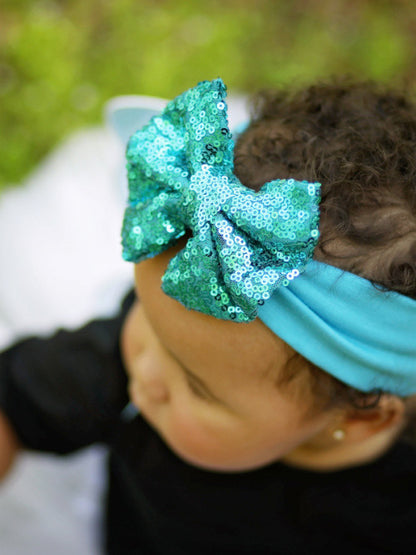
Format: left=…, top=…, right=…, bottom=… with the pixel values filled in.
left=282, top=395, right=407, bottom=471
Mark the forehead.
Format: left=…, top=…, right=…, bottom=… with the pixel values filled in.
left=134, top=246, right=287, bottom=381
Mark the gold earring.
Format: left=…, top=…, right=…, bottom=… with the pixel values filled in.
left=332, top=429, right=346, bottom=441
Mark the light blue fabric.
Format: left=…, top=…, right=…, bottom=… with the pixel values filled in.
left=258, top=260, right=416, bottom=396
left=106, top=100, right=167, bottom=144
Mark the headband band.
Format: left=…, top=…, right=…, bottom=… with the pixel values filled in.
left=258, top=260, right=416, bottom=396
left=120, top=79, right=416, bottom=396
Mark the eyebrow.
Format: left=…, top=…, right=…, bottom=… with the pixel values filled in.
left=164, top=344, right=222, bottom=403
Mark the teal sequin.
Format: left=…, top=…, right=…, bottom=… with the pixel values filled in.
left=121, top=79, right=321, bottom=322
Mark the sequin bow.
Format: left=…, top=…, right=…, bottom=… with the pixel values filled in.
left=121, top=79, right=321, bottom=322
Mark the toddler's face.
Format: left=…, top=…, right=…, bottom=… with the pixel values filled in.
left=121, top=240, right=333, bottom=472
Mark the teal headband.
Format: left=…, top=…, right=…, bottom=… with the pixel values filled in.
left=258, top=261, right=416, bottom=396
left=121, top=78, right=416, bottom=396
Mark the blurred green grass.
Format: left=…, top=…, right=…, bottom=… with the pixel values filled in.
left=1, top=0, right=416, bottom=189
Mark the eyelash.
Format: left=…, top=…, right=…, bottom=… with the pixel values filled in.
left=185, top=374, right=209, bottom=400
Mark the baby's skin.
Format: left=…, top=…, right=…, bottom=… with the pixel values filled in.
left=120, top=238, right=405, bottom=473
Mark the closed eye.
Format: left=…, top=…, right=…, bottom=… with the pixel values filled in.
left=162, top=342, right=223, bottom=404
left=185, top=372, right=211, bottom=401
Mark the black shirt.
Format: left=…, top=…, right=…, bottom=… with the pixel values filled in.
left=1, top=291, right=416, bottom=554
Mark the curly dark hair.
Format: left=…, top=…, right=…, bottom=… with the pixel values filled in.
left=233, top=79, right=416, bottom=413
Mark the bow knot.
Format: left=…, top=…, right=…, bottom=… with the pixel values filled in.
left=122, top=79, right=320, bottom=321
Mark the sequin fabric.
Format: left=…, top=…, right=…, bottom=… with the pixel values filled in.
left=121, top=79, right=321, bottom=322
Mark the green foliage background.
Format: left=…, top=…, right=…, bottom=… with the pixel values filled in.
left=1, top=0, right=416, bottom=189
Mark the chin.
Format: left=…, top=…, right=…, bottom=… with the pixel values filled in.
left=158, top=431, right=280, bottom=474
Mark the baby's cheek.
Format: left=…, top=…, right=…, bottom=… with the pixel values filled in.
left=165, top=404, right=246, bottom=470
left=170, top=409, right=219, bottom=456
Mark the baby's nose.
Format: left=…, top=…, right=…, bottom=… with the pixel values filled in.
left=137, top=352, right=170, bottom=403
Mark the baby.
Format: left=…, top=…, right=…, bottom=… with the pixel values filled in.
left=1, top=78, right=415, bottom=554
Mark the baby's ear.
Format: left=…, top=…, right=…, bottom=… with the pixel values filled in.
left=341, top=394, right=405, bottom=443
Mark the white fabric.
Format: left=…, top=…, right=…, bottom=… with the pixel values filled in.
left=0, top=127, right=133, bottom=348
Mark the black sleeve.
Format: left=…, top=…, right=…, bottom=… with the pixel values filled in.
left=0, top=289, right=135, bottom=455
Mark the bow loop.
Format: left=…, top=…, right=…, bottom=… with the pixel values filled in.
left=165, top=78, right=234, bottom=174
left=122, top=79, right=321, bottom=321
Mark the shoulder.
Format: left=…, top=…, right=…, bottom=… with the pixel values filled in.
left=0, top=288, right=136, bottom=453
